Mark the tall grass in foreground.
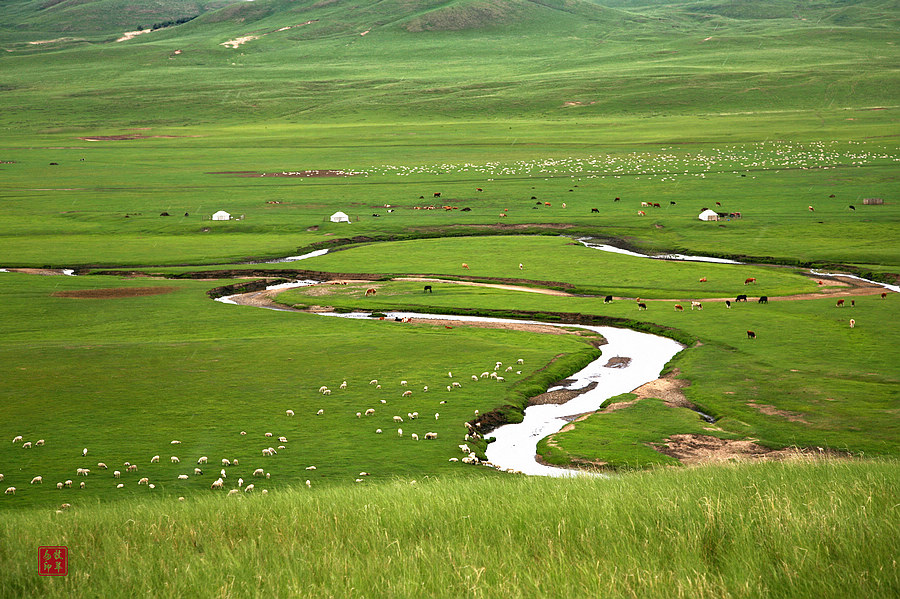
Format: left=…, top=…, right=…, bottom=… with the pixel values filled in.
left=2, top=460, right=897, bottom=598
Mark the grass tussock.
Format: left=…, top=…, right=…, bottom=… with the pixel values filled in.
left=2, top=460, right=898, bottom=598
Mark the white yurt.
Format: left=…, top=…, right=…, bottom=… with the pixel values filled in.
left=698, top=209, right=719, bottom=221
left=330, top=211, right=350, bottom=223
left=212, top=210, right=231, bottom=221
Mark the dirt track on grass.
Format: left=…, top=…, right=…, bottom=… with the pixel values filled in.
left=52, top=287, right=176, bottom=299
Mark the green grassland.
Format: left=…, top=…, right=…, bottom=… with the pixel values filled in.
left=2, top=461, right=898, bottom=598
left=1, top=0, right=899, bottom=594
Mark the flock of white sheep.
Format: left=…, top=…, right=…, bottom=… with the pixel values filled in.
left=3, top=357, right=528, bottom=500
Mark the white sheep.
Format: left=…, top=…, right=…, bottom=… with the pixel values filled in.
left=113, top=470, right=121, bottom=478
left=237, top=477, right=244, bottom=487
left=376, top=385, right=382, bottom=390
left=496, top=376, right=505, bottom=382
left=222, top=458, right=231, bottom=466
left=449, top=458, right=459, bottom=462
left=400, top=380, right=408, bottom=386
left=5, top=487, right=17, bottom=494
left=402, top=390, right=412, bottom=397
left=375, top=429, right=383, bottom=434
left=194, top=468, right=203, bottom=475
left=170, top=456, right=180, bottom=464
left=471, top=375, right=478, bottom=381
left=356, top=412, right=362, bottom=418
left=127, top=464, right=138, bottom=472
left=149, top=484, right=155, bottom=489
left=459, top=444, right=471, bottom=453
left=253, top=468, right=264, bottom=477
left=22, top=442, right=32, bottom=449
left=97, top=462, right=108, bottom=469
left=448, top=371, right=453, bottom=378
left=423, top=386, right=429, bottom=392
left=64, top=479, right=73, bottom=487
left=227, top=489, right=240, bottom=496
left=317, top=409, right=324, bottom=415
left=262, top=489, right=268, bottom=495
left=278, top=436, right=288, bottom=443
left=322, top=389, right=331, bottom=396
left=286, top=409, right=294, bottom=417
left=138, top=477, right=149, bottom=485
left=116, top=483, right=124, bottom=489
left=340, top=381, right=347, bottom=389
left=211, top=478, right=224, bottom=489
left=0, top=474, right=3, bottom=481
left=178, top=474, right=189, bottom=480
left=365, top=408, right=375, bottom=416
left=82, top=448, right=88, bottom=457
left=318, top=385, right=328, bottom=393
left=506, top=366, right=513, bottom=372
left=240, top=431, right=247, bottom=435
left=480, top=371, right=490, bottom=378
left=305, top=465, right=316, bottom=470
left=198, top=456, right=208, bottom=465
left=30, top=476, right=42, bottom=484
left=264, top=433, right=272, bottom=438
left=393, top=416, right=404, bottom=423
left=452, top=382, right=461, bottom=388
left=76, top=468, right=90, bottom=476
left=278, top=445, right=285, bottom=450
left=171, top=440, right=181, bottom=445
left=244, top=484, right=254, bottom=492
left=380, top=399, right=387, bottom=404
left=397, top=428, right=403, bottom=437
left=411, top=433, right=419, bottom=441
left=262, top=448, right=272, bottom=456
left=35, top=439, right=45, bottom=446
left=369, top=379, right=378, bottom=385
left=57, top=482, right=64, bottom=489
left=151, top=455, right=160, bottom=463
left=220, top=469, right=227, bottom=478
left=424, top=432, right=438, bottom=440
left=12, top=436, right=22, bottom=443
left=447, top=386, right=452, bottom=392
left=435, top=413, right=440, bottom=420
left=305, top=480, right=311, bottom=488
left=517, top=358, right=524, bottom=364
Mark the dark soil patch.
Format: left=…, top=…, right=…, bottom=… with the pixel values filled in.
left=52, top=287, right=177, bottom=299
left=528, top=381, right=599, bottom=406
left=207, top=170, right=357, bottom=178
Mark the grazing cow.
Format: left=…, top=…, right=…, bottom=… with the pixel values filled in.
left=652, top=203, right=661, bottom=208
left=424, top=285, right=432, bottom=293
left=462, top=263, right=469, bottom=269
left=433, top=192, right=441, bottom=198
left=591, top=208, right=599, bottom=213
left=849, top=319, right=855, bottom=328
left=849, top=205, right=856, bottom=210
left=744, top=278, right=756, bottom=285
left=604, top=295, right=613, bottom=304
left=716, top=202, right=721, bottom=206
left=851, top=300, right=855, bottom=307
left=637, top=302, right=647, bottom=311
left=808, top=205, right=814, bottom=211
left=674, top=305, right=684, bottom=312
left=637, top=210, right=645, bottom=216
left=476, top=188, right=483, bottom=192
left=670, top=201, right=676, bottom=206
left=736, top=294, right=748, bottom=302
left=882, top=292, right=888, bottom=299
left=691, top=301, right=702, bottom=311
left=836, top=299, right=845, bottom=307
left=614, top=197, right=620, bottom=202
left=365, top=288, right=376, bottom=296
left=699, top=278, right=707, bottom=283
left=747, top=330, right=756, bottom=339
left=725, top=300, right=732, bottom=308
left=758, top=296, right=768, bottom=304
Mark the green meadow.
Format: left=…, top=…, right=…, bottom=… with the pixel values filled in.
left=1, top=0, right=899, bottom=595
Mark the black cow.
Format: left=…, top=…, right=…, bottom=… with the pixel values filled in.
left=433, top=192, right=441, bottom=198
left=736, top=294, right=748, bottom=302
left=670, top=201, right=676, bottom=206
left=461, top=207, right=471, bottom=212
left=604, top=295, right=613, bottom=304
left=424, top=285, right=432, bottom=293
left=849, top=205, right=856, bottom=211
left=725, top=300, right=732, bottom=308
left=747, top=330, right=756, bottom=339
left=591, top=208, right=600, bottom=213
left=758, top=296, right=768, bottom=304
left=637, top=302, right=647, bottom=310
left=614, top=197, right=621, bottom=202
left=372, top=213, right=380, bottom=217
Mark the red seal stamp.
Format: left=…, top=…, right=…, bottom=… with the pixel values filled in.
left=38, top=546, right=67, bottom=576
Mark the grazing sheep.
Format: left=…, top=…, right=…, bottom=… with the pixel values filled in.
left=113, top=471, right=121, bottom=478
left=211, top=478, right=224, bottom=489
left=266, top=473, right=270, bottom=479
left=262, top=489, right=268, bottom=495
left=322, top=389, right=331, bottom=395
left=375, top=429, right=383, bottom=434
left=171, top=440, right=181, bottom=445
left=170, top=456, right=180, bottom=463
left=380, top=399, right=387, bottom=404
left=412, top=412, right=419, bottom=419
left=278, top=436, right=288, bottom=443
left=402, top=390, right=413, bottom=397
left=400, top=380, right=408, bottom=386
left=244, top=484, right=254, bottom=493
left=116, top=483, right=124, bottom=489
left=262, top=448, right=272, bottom=456
left=64, top=480, right=73, bottom=487
left=138, top=478, right=149, bottom=485
left=447, top=386, right=452, bottom=392
left=12, top=436, right=22, bottom=443
left=459, top=444, right=471, bottom=453
left=198, top=456, right=208, bottom=465
left=5, top=486, right=18, bottom=494
left=35, top=439, right=45, bottom=446
left=82, top=448, right=88, bottom=457
left=340, top=381, right=347, bottom=389
left=228, top=489, right=240, bottom=496
left=365, top=409, right=375, bottom=416
left=356, top=412, right=362, bottom=418
left=31, top=476, right=42, bottom=484
left=480, top=372, right=490, bottom=378
left=178, top=474, right=189, bottom=480
left=496, top=376, right=505, bottom=382
left=471, top=375, right=478, bottom=382
left=425, top=432, right=438, bottom=440
left=370, top=379, right=378, bottom=385
left=238, top=477, right=244, bottom=487
left=22, top=442, right=32, bottom=449
left=376, top=385, right=382, bottom=390
left=411, top=433, right=419, bottom=441
left=240, top=431, right=247, bottom=435
left=452, top=382, right=461, bottom=388
left=393, top=416, right=404, bottom=423
left=151, top=455, right=160, bottom=463
left=127, top=464, right=138, bottom=472
left=306, top=466, right=316, bottom=470
left=76, top=468, right=90, bottom=476
left=850, top=319, right=855, bottom=328
left=397, top=428, right=403, bottom=437
left=253, top=468, right=264, bottom=477
left=435, top=413, right=440, bottom=420
left=449, top=458, right=459, bottom=462
left=97, top=462, right=108, bottom=469
left=222, top=458, right=231, bottom=466
left=149, top=484, right=155, bottom=489
left=306, top=480, right=311, bottom=488
left=517, top=358, right=524, bottom=364
left=233, top=460, right=239, bottom=466
left=286, top=410, right=294, bottom=417
left=57, top=482, right=64, bottom=489
left=194, top=468, right=203, bottom=475
left=317, top=409, right=325, bottom=415
left=221, top=469, right=227, bottom=478
left=423, top=386, right=429, bottom=392
left=264, top=433, right=273, bottom=438
left=318, top=386, right=328, bottom=393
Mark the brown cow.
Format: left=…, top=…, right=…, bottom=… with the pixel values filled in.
left=747, top=330, right=756, bottom=339
left=836, top=299, right=845, bottom=307
left=699, top=277, right=707, bottom=282
left=674, top=305, right=684, bottom=312
left=462, top=263, right=469, bottom=269
left=365, top=288, right=377, bottom=297
left=744, top=278, right=756, bottom=285
left=882, top=292, right=888, bottom=299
